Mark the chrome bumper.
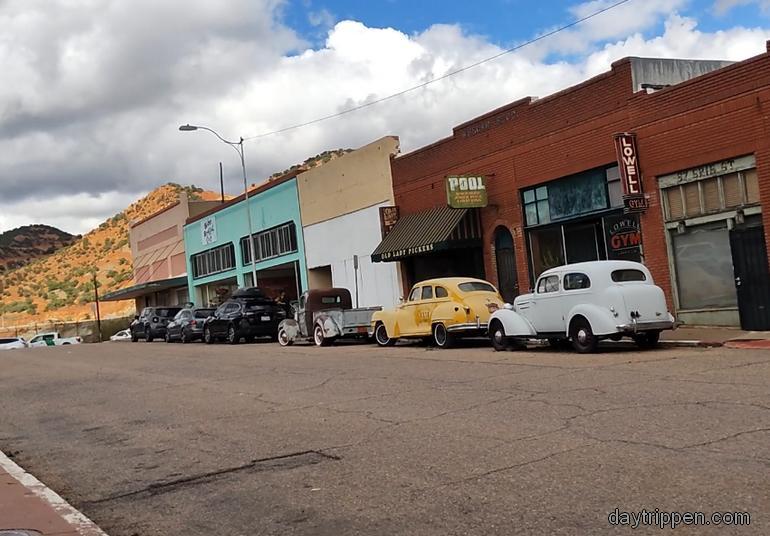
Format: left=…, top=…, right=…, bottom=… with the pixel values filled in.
left=616, top=320, right=675, bottom=333
left=446, top=322, right=489, bottom=333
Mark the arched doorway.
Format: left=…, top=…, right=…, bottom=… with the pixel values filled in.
left=494, top=226, right=518, bottom=302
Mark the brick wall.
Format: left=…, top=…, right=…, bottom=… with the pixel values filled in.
left=391, top=47, right=770, bottom=311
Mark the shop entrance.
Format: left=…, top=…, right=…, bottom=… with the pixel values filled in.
left=730, top=226, right=770, bottom=330
left=493, top=227, right=518, bottom=302
left=404, top=247, right=485, bottom=288
left=244, top=260, right=302, bottom=303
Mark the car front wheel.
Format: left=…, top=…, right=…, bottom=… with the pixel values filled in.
left=227, top=324, right=240, bottom=345
left=570, top=317, right=598, bottom=354
left=277, top=326, right=292, bottom=347
left=489, top=321, right=511, bottom=352
left=374, top=323, right=396, bottom=347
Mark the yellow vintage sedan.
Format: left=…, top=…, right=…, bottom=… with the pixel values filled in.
left=372, top=277, right=504, bottom=349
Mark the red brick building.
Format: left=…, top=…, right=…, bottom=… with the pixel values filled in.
left=373, top=45, right=770, bottom=329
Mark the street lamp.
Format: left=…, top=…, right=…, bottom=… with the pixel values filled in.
left=179, top=124, right=258, bottom=287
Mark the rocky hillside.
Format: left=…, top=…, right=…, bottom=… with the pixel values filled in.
left=0, top=225, right=79, bottom=273
left=269, top=148, right=352, bottom=180
left=0, top=184, right=222, bottom=325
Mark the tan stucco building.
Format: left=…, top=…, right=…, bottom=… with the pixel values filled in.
left=102, top=191, right=222, bottom=310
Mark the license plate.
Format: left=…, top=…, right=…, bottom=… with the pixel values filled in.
left=261, top=315, right=271, bottom=321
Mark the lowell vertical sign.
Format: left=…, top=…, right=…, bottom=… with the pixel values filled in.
left=613, top=133, right=648, bottom=213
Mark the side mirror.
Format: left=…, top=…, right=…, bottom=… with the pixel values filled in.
left=528, top=288, right=534, bottom=294
left=398, top=296, right=404, bottom=303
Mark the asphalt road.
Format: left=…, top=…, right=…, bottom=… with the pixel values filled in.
left=1, top=340, right=769, bottom=535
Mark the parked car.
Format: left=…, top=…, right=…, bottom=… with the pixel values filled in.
left=488, top=260, right=675, bottom=353
left=109, top=329, right=131, bottom=341
left=203, top=288, right=287, bottom=344
left=372, top=277, right=504, bottom=348
left=165, top=307, right=215, bottom=343
left=130, top=307, right=182, bottom=342
left=0, top=337, right=28, bottom=350
left=27, top=332, right=82, bottom=347
left=277, top=288, right=381, bottom=346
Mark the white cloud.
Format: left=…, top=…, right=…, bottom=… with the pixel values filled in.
left=1, top=0, right=770, bottom=235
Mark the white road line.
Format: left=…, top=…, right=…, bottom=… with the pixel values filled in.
left=0, top=450, right=109, bottom=536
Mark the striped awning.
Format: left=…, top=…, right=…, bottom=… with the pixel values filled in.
left=371, top=207, right=481, bottom=262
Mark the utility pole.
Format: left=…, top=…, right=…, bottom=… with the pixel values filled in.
left=219, top=162, right=225, bottom=203
left=93, top=271, right=102, bottom=342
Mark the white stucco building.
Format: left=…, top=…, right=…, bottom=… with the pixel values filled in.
left=297, top=137, right=402, bottom=308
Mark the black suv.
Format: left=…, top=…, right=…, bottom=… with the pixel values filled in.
left=203, top=288, right=286, bottom=344
left=130, top=306, right=182, bottom=342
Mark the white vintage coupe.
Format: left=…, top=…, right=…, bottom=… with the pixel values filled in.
left=488, top=260, right=675, bottom=353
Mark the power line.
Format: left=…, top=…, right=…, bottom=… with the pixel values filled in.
left=243, top=0, right=633, bottom=141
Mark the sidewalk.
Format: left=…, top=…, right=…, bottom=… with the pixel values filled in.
left=661, top=326, right=770, bottom=348
left=0, top=451, right=106, bottom=536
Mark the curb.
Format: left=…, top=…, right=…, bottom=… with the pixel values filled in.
left=0, top=451, right=108, bottom=536
left=659, top=340, right=724, bottom=348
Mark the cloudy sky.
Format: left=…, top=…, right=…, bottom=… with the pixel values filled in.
left=2, top=0, right=770, bottom=235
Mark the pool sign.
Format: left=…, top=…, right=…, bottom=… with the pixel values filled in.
left=446, top=175, right=488, bottom=208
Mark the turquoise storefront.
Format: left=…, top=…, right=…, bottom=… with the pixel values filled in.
left=183, top=176, right=308, bottom=307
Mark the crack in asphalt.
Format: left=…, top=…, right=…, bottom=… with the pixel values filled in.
left=82, top=450, right=340, bottom=505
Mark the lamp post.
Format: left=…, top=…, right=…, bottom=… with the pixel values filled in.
left=179, top=124, right=258, bottom=287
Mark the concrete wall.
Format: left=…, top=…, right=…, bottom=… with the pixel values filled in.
left=297, top=136, right=399, bottom=226
left=303, top=202, right=401, bottom=308
left=183, top=178, right=308, bottom=307
left=630, top=57, right=734, bottom=93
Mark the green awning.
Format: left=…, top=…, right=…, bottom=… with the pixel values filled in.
left=371, top=207, right=481, bottom=262
left=100, top=276, right=188, bottom=301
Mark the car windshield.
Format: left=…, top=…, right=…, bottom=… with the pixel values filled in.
left=458, top=282, right=496, bottom=293
left=611, top=269, right=647, bottom=282
left=194, top=309, right=215, bottom=318
left=157, top=308, right=181, bottom=317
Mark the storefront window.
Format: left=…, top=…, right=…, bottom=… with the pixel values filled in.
left=529, top=227, right=565, bottom=277
left=523, top=186, right=550, bottom=225
left=548, top=169, right=607, bottom=220
left=606, top=166, right=623, bottom=208
left=672, top=223, right=737, bottom=310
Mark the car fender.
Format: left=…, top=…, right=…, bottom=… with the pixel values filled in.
left=314, top=313, right=342, bottom=338
left=371, top=310, right=401, bottom=337
left=431, top=302, right=465, bottom=325
left=278, top=319, right=300, bottom=342
left=489, top=309, right=537, bottom=337
left=567, top=304, right=617, bottom=336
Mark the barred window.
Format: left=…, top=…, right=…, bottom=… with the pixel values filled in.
left=191, top=243, right=235, bottom=279
left=241, top=222, right=298, bottom=265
